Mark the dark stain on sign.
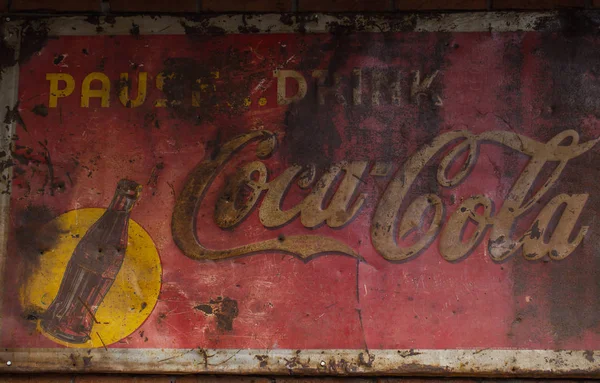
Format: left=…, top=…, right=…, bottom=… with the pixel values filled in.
left=4, top=102, right=27, bottom=131
left=53, top=54, right=64, bottom=65
left=195, top=296, right=239, bottom=332
left=31, top=104, right=48, bottom=117
left=20, top=22, right=53, bottom=66
left=255, top=354, right=268, bottom=368
left=0, top=28, right=16, bottom=81
left=557, top=10, right=600, bottom=39
left=0, top=20, right=50, bottom=79
left=537, top=26, right=600, bottom=345
left=15, top=204, right=60, bottom=264
left=500, top=34, right=524, bottom=133
left=114, top=76, right=132, bottom=102
left=181, top=17, right=226, bottom=38
left=157, top=55, right=256, bottom=128
left=15, top=205, right=63, bottom=318
left=280, top=32, right=351, bottom=168
left=282, top=85, right=342, bottom=168
left=82, top=355, right=93, bottom=368
left=130, top=22, right=140, bottom=37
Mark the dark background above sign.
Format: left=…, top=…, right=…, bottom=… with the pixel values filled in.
left=0, top=0, right=598, bottom=14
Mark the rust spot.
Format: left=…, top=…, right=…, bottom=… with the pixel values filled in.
left=215, top=299, right=239, bottom=331
left=82, top=356, right=93, bottom=368
left=284, top=350, right=310, bottom=371
left=143, top=112, right=160, bottom=130
left=195, top=304, right=212, bottom=315
left=238, top=23, right=260, bottom=34
left=255, top=354, right=268, bottom=368
left=97, top=57, right=106, bottom=71
left=358, top=351, right=375, bottom=367
left=53, top=54, right=64, bottom=65
left=529, top=220, right=542, bottom=240
left=4, top=102, right=27, bottom=132
left=398, top=349, right=422, bottom=358
left=279, top=14, right=294, bottom=26
left=130, top=22, right=140, bottom=37
left=195, top=296, right=239, bottom=332
left=22, top=309, right=41, bottom=323
left=146, top=162, right=165, bottom=195
left=114, top=77, right=132, bottom=99
left=180, top=18, right=226, bottom=38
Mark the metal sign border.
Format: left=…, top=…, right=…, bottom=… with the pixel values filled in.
left=0, top=11, right=599, bottom=377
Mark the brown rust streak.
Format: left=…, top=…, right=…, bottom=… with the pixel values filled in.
left=77, top=296, right=100, bottom=325
left=96, top=332, right=107, bottom=351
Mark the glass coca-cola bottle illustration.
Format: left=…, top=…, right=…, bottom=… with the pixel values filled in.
left=41, top=179, right=142, bottom=343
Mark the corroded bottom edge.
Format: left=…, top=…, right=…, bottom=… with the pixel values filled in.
left=0, top=348, right=598, bottom=376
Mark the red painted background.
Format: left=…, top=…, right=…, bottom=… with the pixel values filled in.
left=4, top=32, right=600, bottom=351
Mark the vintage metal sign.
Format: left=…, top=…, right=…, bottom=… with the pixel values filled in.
left=0, top=12, right=600, bottom=376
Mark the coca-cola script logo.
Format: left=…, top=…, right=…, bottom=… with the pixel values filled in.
left=172, top=129, right=598, bottom=263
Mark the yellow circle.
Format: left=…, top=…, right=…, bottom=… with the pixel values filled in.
left=19, top=208, right=162, bottom=348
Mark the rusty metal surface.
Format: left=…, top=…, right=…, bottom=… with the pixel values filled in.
left=4, top=377, right=597, bottom=382
left=2, top=349, right=600, bottom=376
left=1, top=11, right=600, bottom=377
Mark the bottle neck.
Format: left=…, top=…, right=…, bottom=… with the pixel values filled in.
left=107, top=179, right=141, bottom=213
left=108, top=193, right=138, bottom=212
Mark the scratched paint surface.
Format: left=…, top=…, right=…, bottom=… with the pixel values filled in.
left=3, top=31, right=600, bottom=351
